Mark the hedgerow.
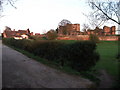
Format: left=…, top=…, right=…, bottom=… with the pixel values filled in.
left=3, top=38, right=99, bottom=71
left=89, top=34, right=100, bottom=43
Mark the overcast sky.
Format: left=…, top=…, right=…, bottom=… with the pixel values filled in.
left=0, top=0, right=118, bottom=34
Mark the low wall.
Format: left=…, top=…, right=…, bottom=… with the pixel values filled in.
left=57, top=35, right=119, bottom=41
left=57, top=35, right=89, bottom=40
left=99, top=36, right=119, bottom=41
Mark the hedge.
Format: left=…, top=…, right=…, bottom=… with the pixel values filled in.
left=89, top=34, right=100, bottom=43
left=3, top=38, right=100, bottom=71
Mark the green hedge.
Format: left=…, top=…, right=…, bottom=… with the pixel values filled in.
left=3, top=38, right=100, bottom=71
left=67, top=41, right=99, bottom=71
left=89, top=34, right=100, bottom=43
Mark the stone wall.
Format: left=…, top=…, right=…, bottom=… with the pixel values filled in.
left=57, top=35, right=119, bottom=41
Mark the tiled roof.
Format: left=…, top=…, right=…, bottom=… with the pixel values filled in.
left=3, top=30, right=29, bottom=38
left=4, top=30, right=14, bottom=38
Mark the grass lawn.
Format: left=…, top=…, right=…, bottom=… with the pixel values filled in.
left=95, top=41, right=119, bottom=78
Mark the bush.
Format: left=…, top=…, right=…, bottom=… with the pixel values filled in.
left=29, top=35, right=41, bottom=40
left=2, top=38, right=21, bottom=47
left=31, top=40, right=99, bottom=71
left=2, top=38, right=33, bottom=50
left=89, top=34, right=100, bottom=43
left=46, top=31, right=58, bottom=40
left=32, top=40, right=65, bottom=60
left=2, top=38, right=100, bottom=71
left=67, top=41, right=100, bottom=71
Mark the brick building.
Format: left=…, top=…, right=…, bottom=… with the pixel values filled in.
left=58, top=23, right=81, bottom=35
left=2, top=28, right=32, bottom=39
left=86, top=29, right=95, bottom=35
left=103, top=26, right=116, bottom=35
left=86, top=26, right=116, bottom=35
left=57, top=21, right=116, bottom=36
left=86, top=27, right=103, bottom=35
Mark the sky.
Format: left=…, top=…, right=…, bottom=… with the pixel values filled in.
left=0, top=0, right=118, bottom=34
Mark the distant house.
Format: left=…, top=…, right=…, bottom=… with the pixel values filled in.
left=3, top=28, right=31, bottom=39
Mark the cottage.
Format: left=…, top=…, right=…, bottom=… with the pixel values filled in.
left=3, top=28, right=31, bottom=39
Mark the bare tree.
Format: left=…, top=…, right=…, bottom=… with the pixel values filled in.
left=58, top=19, right=72, bottom=26
left=0, top=0, right=17, bottom=13
left=46, top=29, right=58, bottom=40
left=88, top=0, right=120, bottom=25
left=83, top=12, right=107, bottom=29
left=82, top=23, right=90, bottom=31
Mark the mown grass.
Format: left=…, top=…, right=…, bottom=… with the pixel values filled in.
left=95, top=41, right=119, bottom=88
left=95, top=41, right=119, bottom=78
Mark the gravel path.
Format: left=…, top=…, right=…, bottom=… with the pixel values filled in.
left=2, top=44, right=93, bottom=88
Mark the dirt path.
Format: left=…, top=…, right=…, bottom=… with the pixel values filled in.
left=97, top=70, right=115, bottom=88
left=2, top=44, right=93, bottom=88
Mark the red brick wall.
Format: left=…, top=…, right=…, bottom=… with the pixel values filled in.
left=111, top=26, right=116, bottom=35
left=72, top=24, right=80, bottom=31
left=103, top=26, right=116, bottom=35
left=99, top=36, right=118, bottom=41
left=57, top=35, right=118, bottom=41
left=103, top=26, right=111, bottom=35
left=57, top=35, right=89, bottom=40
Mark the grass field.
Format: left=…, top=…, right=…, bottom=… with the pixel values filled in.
left=95, top=41, right=119, bottom=78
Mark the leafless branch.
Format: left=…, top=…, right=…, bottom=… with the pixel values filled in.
left=82, top=12, right=106, bottom=29
left=91, top=2, right=120, bottom=25
left=8, top=0, right=17, bottom=9
left=0, top=0, right=17, bottom=11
